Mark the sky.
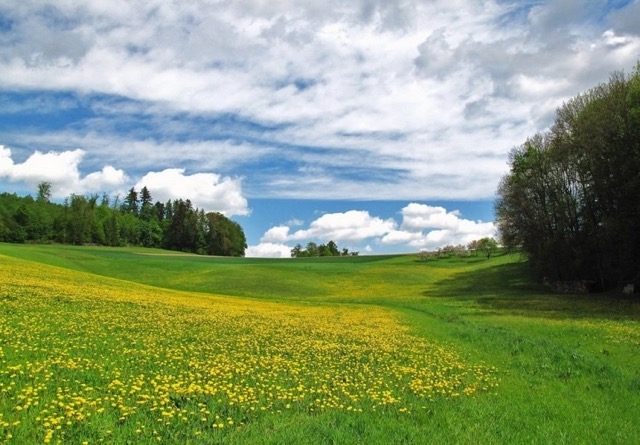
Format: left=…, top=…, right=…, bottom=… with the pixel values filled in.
left=1, top=1, right=639, bottom=257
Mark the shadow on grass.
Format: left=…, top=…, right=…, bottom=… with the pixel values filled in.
left=412, top=255, right=493, bottom=266
left=427, top=260, right=640, bottom=321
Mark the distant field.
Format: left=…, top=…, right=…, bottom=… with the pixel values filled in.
left=1, top=243, right=639, bottom=444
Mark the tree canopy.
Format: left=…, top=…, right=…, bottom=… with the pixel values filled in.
left=291, top=240, right=357, bottom=258
left=496, top=62, right=640, bottom=290
left=0, top=184, right=248, bottom=257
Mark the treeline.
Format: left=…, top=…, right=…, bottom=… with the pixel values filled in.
left=418, top=238, right=499, bottom=261
left=291, top=241, right=358, bottom=258
left=0, top=184, right=247, bottom=256
left=496, top=63, right=640, bottom=291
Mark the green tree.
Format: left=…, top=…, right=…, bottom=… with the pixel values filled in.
left=291, top=244, right=304, bottom=258
left=476, top=237, right=498, bottom=259
left=12, top=201, right=32, bottom=242
left=204, top=212, right=247, bottom=257
left=326, top=240, right=340, bottom=256
left=0, top=185, right=251, bottom=257
left=36, top=181, right=52, bottom=203
left=140, top=186, right=152, bottom=209
left=66, top=194, right=95, bottom=245
left=104, top=211, right=120, bottom=246
left=118, top=212, right=141, bottom=246
left=123, top=187, right=139, bottom=215
left=292, top=240, right=348, bottom=257
left=497, top=63, right=640, bottom=289
left=305, top=242, right=319, bottom=257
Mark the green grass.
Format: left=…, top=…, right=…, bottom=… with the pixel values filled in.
left=1, top=243, right=639, bottom=444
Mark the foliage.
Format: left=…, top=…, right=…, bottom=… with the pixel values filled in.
left=476, top=237, right=498, bottom=259
left=417, top=240, right=493, bottom=261
left=204, top=212, right=247, bottom=256
left=291, top=240, right=357, bottom=258
left=496, top=63, right=640, bottom=289
left=0, top=186, right=247, bottom=256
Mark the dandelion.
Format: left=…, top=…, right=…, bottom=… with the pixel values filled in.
left=0, top=253, right=500, bottom=443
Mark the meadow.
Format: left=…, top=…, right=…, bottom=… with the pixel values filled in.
left=0, top=244, right=639, bottom=444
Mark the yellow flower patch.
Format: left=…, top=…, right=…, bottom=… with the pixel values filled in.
left=0, top=254, right=497, bottom=443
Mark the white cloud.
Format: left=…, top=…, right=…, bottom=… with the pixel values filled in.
left=245, top=242, right=292, bottom=258
left=260, top=226, right=290, bottom=243
left=248, top=203, right=496, bottom=256
left=401, top=203, right=462, bottom=232
left=0, top=145, right=127, bottom=197
left=290, top=210, right=396, bottom=242
left=602, top=29, right=631, bottom=47
left=1, top=147, right=84, bottom=183
left=1, top=1, right=639, bottom=201
left=81, top=166, right=127, bottom=191
left=256, top=210, right=396, bottom=246
left=4, top=130, right=272, bottom=178
left=0, top=145, right=249, bottom=216
left=380, top=229, right=423, bottom=244
left=381, top=203, right=496, bottom=250
left=135, top=169, right=249, bottom=216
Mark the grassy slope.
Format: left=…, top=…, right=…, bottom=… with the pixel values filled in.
left=1, top=243, right=639, bottom=444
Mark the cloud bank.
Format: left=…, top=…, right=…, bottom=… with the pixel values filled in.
left=1, top=1, right=638, bottom=256
left=1, top=1, right=639, bottom=201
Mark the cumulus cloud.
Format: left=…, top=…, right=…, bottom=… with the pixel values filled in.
left=0, top=145, right=249, bottom=216
left=260, top=226, right=290, bottom=243
left=0, top=145, right=126, bottom=197
left=381, top=203, right=496, bottom=250
left=249, top=209, right=398, bottom=257
left=401, top=203, right=462, bottom=232
left=248, top=203, right=496, bottom=257
left=245, top=242, right=292, bottom=258
left=289, top=210, right=396, bottom=242
left=81, top=166, right=127, bottom=190
left=135, top=169, right=249, bottom=216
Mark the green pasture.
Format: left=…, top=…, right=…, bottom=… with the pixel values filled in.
left=0, top=243, right=639, bottom=444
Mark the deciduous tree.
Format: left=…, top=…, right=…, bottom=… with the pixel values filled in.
left=497, top=63, right=640, bottom=289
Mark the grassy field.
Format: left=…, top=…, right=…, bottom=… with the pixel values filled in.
left=0, top=243, right=639, bottom=444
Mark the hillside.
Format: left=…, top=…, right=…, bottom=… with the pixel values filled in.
left=1, top=244, right=639, bottom=444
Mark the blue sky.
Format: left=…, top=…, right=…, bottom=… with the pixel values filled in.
left=1, top=1, right=639, bottom=256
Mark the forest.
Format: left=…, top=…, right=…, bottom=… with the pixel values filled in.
left=0, top=184, right=247, bottom=256
left=496, top=62, right=640, bottom=291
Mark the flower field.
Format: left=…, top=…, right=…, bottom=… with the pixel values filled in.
left=0, top=254, right=498, bottom=444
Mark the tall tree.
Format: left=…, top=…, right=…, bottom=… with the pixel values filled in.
left=497, top=64, right=640, bottom=289
left=140, top=186, right=152, bottom=209
left=36, top=181, right=52, bottom=203
left=66, top=194, right=93, bottom=245
left=123, top=187, right=139, bottom=215
left=291, top=244, right=304, bottom=258
left=326, top=240, right=340, bottom=256
left=204, top=212, right=247, bottom=257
